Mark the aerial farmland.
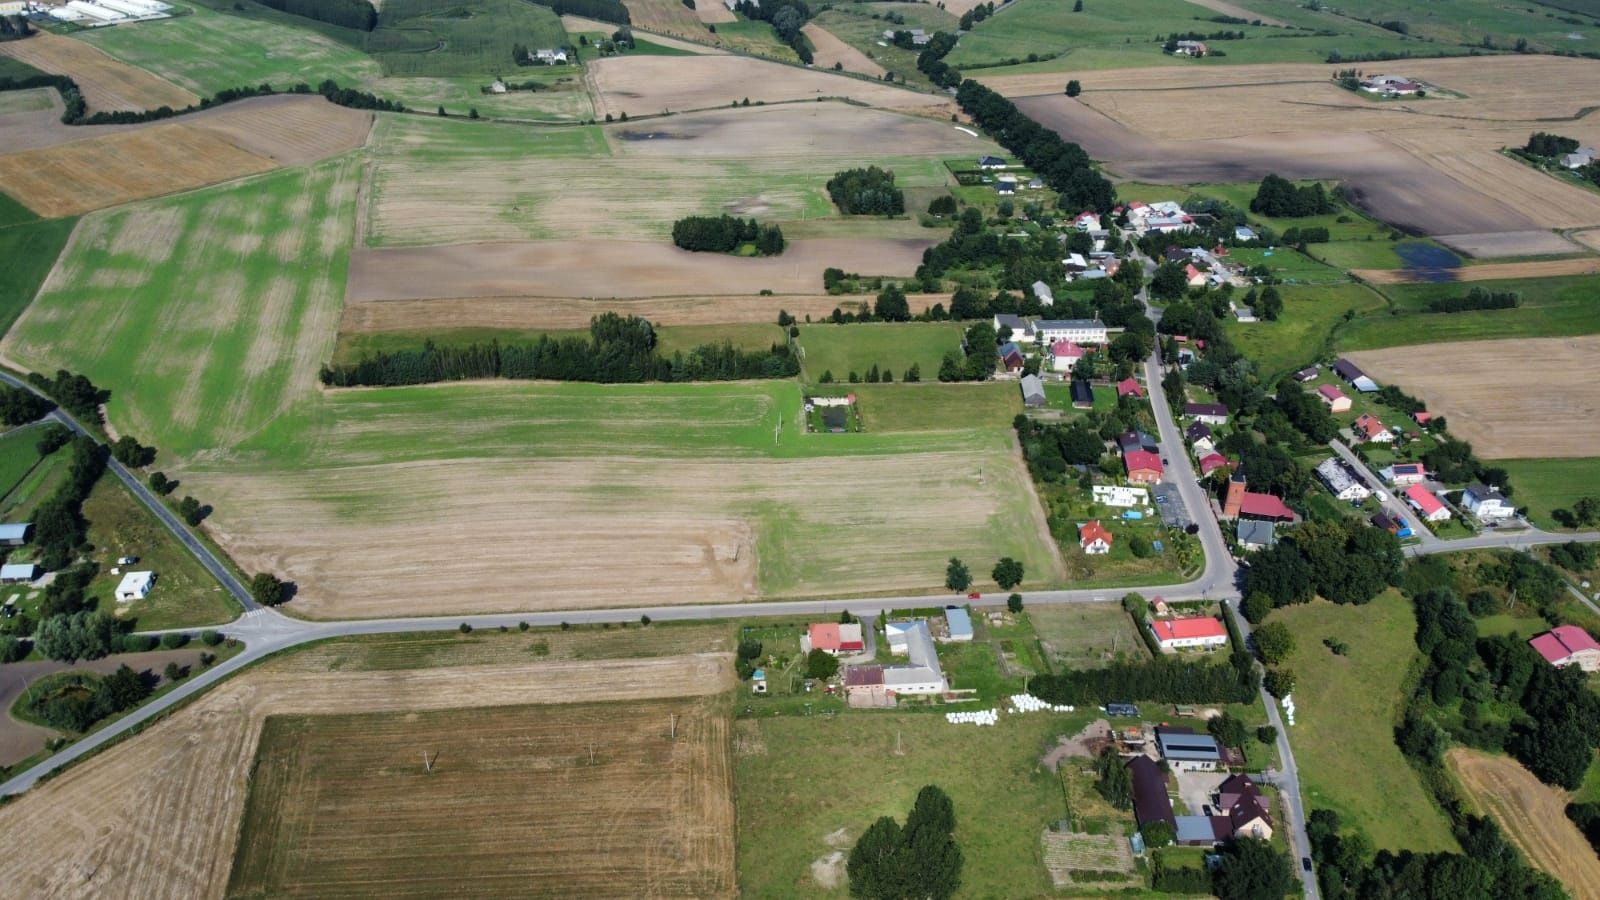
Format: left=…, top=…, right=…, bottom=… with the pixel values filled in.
left=2, top=0, right=1600, bottom=895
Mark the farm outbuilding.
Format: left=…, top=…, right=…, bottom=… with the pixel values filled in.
left=115, top=570, right=155, bottom=602
left=944, top=606, right=973, bottom=642
left=1020, top=374, right=1046, bottom=407
left=0, top=563, right=39, bottom=583
left=0, top=523, right=32, bottom=546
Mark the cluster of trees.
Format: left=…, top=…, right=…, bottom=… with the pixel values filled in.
left=937, top=322, right=1000, bottom=382
left=734, top=637, right=762, bottom=679
left=1425, top=287, right=1520, bottom=313
left=0, top=385, right=48, bottom=426
left=734, top=0, right=813, bottom=63
left=1015, top=415, right=1109, bottom=478
left=33, top=609, right=115, bottom=664
left=1522, top=132, right=1579, bottom=159
left=1567, top=802, right=1600, bottom=856
left=27, top=369, right=106, bottom=424
left=956, top=1, right=994, bottom=29
left=0, top=13, right=34, bottom=39
left=1419, top=437, right=1505, bottom=490
left=1160, top=28, right=1246, bottom=42
left=251, top=572, right=288, bottom=607
left=1493, top=641, right=1600, bottom=788
left=1028, top=653, right=1259, bottom=705
left=954, top=80, right=1116, bottom=212
left=23, top=666, right=151, bottom=733
left=915, top=31, right=962, bottom=89
left=257, top=0, right=377, bottom=31
left=1553, top=495, right=1600, bottom=529
left=1309, top=808, right=1562, bottom=900
left=1093, top=746, right=1132, bottom=808
left=529, top=0, right=630, bottom=24
left=1250, top=174, right=1335, bottom=217
left=826, top=167, right=905, bottom=216
left=671, top=215, right=785, bottom=255
left=32, top=436, right=108, bottom=572
left=847, top=786, right=962, bottom=900
left=1280, top=225, right=1330, bottom=245
left=1550, top=540, right=1596, bottom=572
left=319, top=315, right=800, bottom=387
left=1242, top=517, right=1404, bottom=614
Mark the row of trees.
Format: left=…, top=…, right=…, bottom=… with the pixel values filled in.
left=1425, top=287, right=1520, bottom=313
left=257, top=0, right=377, bottom=31
left=27, top=369, right=106, bottom=424
left=1029, top=652, right=1259, bottom=705
left=1521, top=132, right=1579, bottom=159
left=1250, top=174, right=1335, bottom=217
left=733, top=0, right=813, bottom=63
left=936, top=322, right=1000, bottom=382
left=319, top=315, right=800, bottom=387
left=529, top=0, right=630, bottom=24
left=954, top=80, right=1116, bottom=212
left=670, top=215, right=785, bottom=255
left=826, top=166, right=905, bottom=216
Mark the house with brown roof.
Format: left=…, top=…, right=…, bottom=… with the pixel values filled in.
left=1128, top=756, right=1176, bottom=832
left=1316, top=384, right=1351, bottom=413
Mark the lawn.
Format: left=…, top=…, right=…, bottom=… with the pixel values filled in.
left=82, top=477, right=238, bottom=631
left=1226, top=282, right=1386, bottom=380
left=1271, top=592, right=1459, bottom=853
left=736, top=711, right=1087, bottom=897
left=797, top=322, right=964, bottom=383
left=1229, top=247, right=1350, bottom=285
left=1336, top=275, right=1600, bottom=350
left=1492, top=458, right=1600, bottom=530
left=0, top=425, right=45, bottom=500
left=1029, top=601, right=1148, bottom=670
left=811, top=382, right=1022, bottom=433
left=0, top=211, right=78, bottom=340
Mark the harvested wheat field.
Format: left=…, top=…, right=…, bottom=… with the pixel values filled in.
left=178, top=94, right=374, bottom=165
left=607, top=102, right=981, bottom=159
left=0, top=32, right=198, bottom=113
left=561, top=15, right=720, bottom=51
left=1356, top=256, right=1600, bottom=285
left=620, top=0, right=710, bottom=38
left=588, top=55, right=946, bottom=118
left=347, top=238, right=933, bottom=301
left=1379, top=131, right=1600, bottom=232
left=1432, top=231, right=1583, bottom=258
left=1180, top=0, right=1290, bottom=26
left=0, top=123, right=275, bottom=217
left=1449, top=749, right=1600, bottom=900
left=340, top=292, right=946, bottom=332
left=802, top=23, right=886, bottom=78
left=0, top=650, right=734, bottom=900
left=1346, top=336, right=1600, bottom=458
left=694, top=1, right=734, bottom=23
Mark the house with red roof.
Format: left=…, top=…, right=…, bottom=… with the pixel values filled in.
left=1529, top=625, right=1600, bottom=671
left=1184, top=263, right=1206, bottom=287
left=1051, top=340, right=1086, bottom=372
left=1124, top=449, right=1163, bottom=485
left=806, top=622, right=865, bottom=655
left=1316, top=384, right=1351, bottom=413
left=1117, top=377, right=1145, bottom=399
left=1404, top=483, right=1451, bottom=522
left=1150, top=616, right=1228, bottom=650
left=1072, top=211, right=1102, bottom=231
left=1353, top=413, right=1394, bottom=443
left=1412, top=410, right=1433, bottom=427
left=1079, top=520, right=1113, bottom=555
left=1197, top=453, right=1231, bottom=477
left=1239, top=492, right=1295, bottom=522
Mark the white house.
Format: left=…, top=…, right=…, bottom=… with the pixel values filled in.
left=1032, top=280, right=1055, bottom=307
left=1562, top=148, right=1597, bottom=169
left=1078, top=520, right=1113, bottom=555
left=534, top=48, right=569, bottom=64
left=1035, top=319, right=1107, bottom=345
left=1051, top=340, right=1086, bottom=372
left=1073, top=211, right=1102, bottom=231
left=1092, top=485, right=1149, bottom=508
left=1315, top=457, right=1371, bottom=502
left=115, top=570, right=155, bottom=602
left=993, top=313, right=1035, bottom=342
left=1462, top=483, right=1515, bottom=522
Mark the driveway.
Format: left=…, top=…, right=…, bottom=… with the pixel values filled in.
left=1173, top=768, right=1229, bottom=817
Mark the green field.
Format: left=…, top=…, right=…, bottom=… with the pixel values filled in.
left=736, top=712, right=1083, bottom=897
left=0, top=425, right=45, bottom=499
left=1295, top=0, right=1600, bottom=52
left=1272, top=592, right=1459, bottom=853
left=1492, top=458, right=1600, bottom=530
left=1335, top=275, right=1600, bottom=350
left=797, top=322, right=963, bottom=382
left=1029, top=601, right=1148, bottom=669
left=813, top=382, right=1022, bottom=433
left=0, top=211, right=78, bottom=340
left=1226, top=282, right=1386, bottom=379
left=709, top=18, right=800, bottom=61
left=82, top=478, right=237, bottom=630
left=0, top=442, right=70, bottom=521
left=0, top=88, right=52, bottom=115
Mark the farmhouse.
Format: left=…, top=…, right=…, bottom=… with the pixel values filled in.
left=1412, top=410, right=1434, bottom=427
left=0, top=563, right=39, bottom=583
left=1404, top=484, right=1451, bottom=523
left=1196, top=453, right=1228, bottom=477
left=1236, top=519, right=1276, bottom=552
left=533, top=48, right=569, bottom=64
left=1234, top=226, right=1258, bottom=242
left=1461, top=483, right=1514, bottom=522
left=1117, top=377, right=1144, bottom=398
left=1118, top=431, right=1159, bottom=454
left=1079, top=520, right=1113, bottom=555
left=1191, top=436, right=1216, bottom=458
left=993, top=313, right=1035, bottom=341
left=1073, top=211, right=1103, bottom=231
left=1070, top=380, right=1095, bottom=409
left=876, top=620, right=947, bottom=694
left=1020, top=374, right=1046, bottom=408
left=943, top=606, right=973, bottom=642
left=978, top=155, right=1008, bottom=169
left=1223, top=475, right=1296, bottom=522
left=1528, top=625, right=1600, bottom=672
left=1032, top=281, right=1055, bottom=307
left=1051, top=340, right=1085, bottom=372
left=1215, top=775, right=1274, bottom=840
left=1380, top=462, right=1427, bottom=486
left=1332, top=358, right=1366, bottom=383
left=0, top=523, right=31, bottom=546
left=1185, top=421, right=1212, bottom=442
left=1035, top=319, right=1108, bottom=345
left=1360, top=74, right=1421, bottom=95
left=1128, top=756, right=1176, bottom=832
left=1172, top=40, right=1208, bottom=57
left=1093, top=485, right=1149, bottom=508
left=1561, top=148, right=1597, bottom=169
left=998, top=341, right=1025, bottom=372
left=882, top=28, right=930, bottom=45
left=1123, top=449, right=1163, bottom=485
left=1155, top=725, right=1223, bottom=771
left=1150, top=617, right=1228, bottom=653
left=1353, top=414, right=1394, bottom=444
left=1315, top=457, right=1371, bottom=502
left=804, top=622, right=865, bottom=655
left=1184, top=402, right=1230, bottom=425
left=115, top=570, right=155, bottom=602
left=1316, top=384, right=1352, bottom=413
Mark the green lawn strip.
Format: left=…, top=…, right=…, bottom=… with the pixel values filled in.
left=796, top=322, right=963, bottom=382
left=1272, top=592, right=1459, bottom=853
left=0, top=214, right=78, bottom=339
left=1225, top=282, right=1386, bottom=381
left=710, top=18, right=800, bottom=62
left=1300, top=0, right=1600, bottom=50
left=1491, top=458, right=1600, bottom=530
left=735, top=712, right=1081, bottom=897
left=0, top=424, right=45, bottom=500
left=1335, top=275, right=1600, bottom=350
left=82, top=477, right=239, bottom=631
left=0, top=443, right=71, bottom=521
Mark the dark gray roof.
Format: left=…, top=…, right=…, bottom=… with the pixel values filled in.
left=1236, top=519, right=1275, bottom=548
left=1332, top=358, right=1365, bottom=380
left=1128, top=756, right=1175, bottom=829
left=1156, top=727, right=1222, bottom=762
left=1184, top=402, right=1229, bottom=417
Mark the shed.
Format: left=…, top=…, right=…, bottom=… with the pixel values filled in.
left=944, top=606, right=973, bottom=641
left=0, top=523, right=31, bottom=546
left=1020, top=374, right=1046, bottom=408
left=115, top=570, right=155, bottom=602
left=1070, top=380, right=1094, bottom=408
left=0, top=563, right=39, bottom=583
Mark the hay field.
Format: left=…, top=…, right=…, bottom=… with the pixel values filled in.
left=0, top=649, right=734, bottom=900
left=1356, top=257, right=1600, bottom=285
left=0, top=32, right=198, bottom=112
left=339, top=293, right=943, bottom=332
left=802, top=23, right=887, bottom=78
left=364, top=110, right=982, bottom=245
left=230, top=697, right=733, bottom=898
left=1450, top=748, right=1600, bottom=899
left=587, top=54, right=947, bottom=118
left=694, top=1, right=735, bottom=23
left=1346, top=336, right=1600, bottom=459
left=347, top=238, right=932, bottom=301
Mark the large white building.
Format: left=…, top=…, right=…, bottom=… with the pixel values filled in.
left=1092, top=485, right=1149, bottom=508
left=1314, top=457, right=1371, bottom=502
left=879, top=620, right=946, bottom=695
left=1462, top=484, right=1515, bottom=522
left=115, top=570, right=155, bottom=602
left=1034, top=319, right=1108, bottom=345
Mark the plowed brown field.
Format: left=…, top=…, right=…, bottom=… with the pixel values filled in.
left=0, top=650, right=734, bottom=900
left=0, top=32, right=198, bottom=112
left=802, top=23, right=887, bottom=78
left=1449, top=748, right=1600, bottom=900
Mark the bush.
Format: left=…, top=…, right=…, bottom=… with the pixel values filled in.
left=201, top=630, right=224, bottom=646
left=159, top=632, right=189, bottom=650
left=806, top=647, right=840, bottom=679
left=250, top=572, right=287, bottom=606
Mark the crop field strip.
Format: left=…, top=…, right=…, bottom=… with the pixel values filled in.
left=0, top=649, right=735, bottom=899
left=0, top=32, right=199, bottom=112
left=1450, top=748, right=1600, bottom=895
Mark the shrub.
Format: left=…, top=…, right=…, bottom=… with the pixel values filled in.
left=159, top=632, right=189, bottom=650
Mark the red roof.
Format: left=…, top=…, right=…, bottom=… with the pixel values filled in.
left=1317, top=385, right=1347, bottom=402
left=1052, top=340, right=1086, bottom=359
left=1404, top=483, right=1444, bottom=516
left=1124, top=449, right=1163, bottom=474
left=809, top=623, right=865, bottom=653
left=1198, top=453, right=1230, bottom=475
left=1239, top=492, right=1294, bottom=520
left=1355, top=414, right=1386, bottom=438
left=1117, top=377, right=1144, bottom=397
left=1529, top=625, right=1600, bottom=665
left=1413, top=411, right=1433, bottom=424
left=1151, top=616, right=1227, bottom=643
left=1079, top=520, right=1113, bottom=547
left=1185, top=263, right=1203, bottom=280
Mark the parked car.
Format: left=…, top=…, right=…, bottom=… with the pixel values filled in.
left=117, top=556, right=138, bottom=565
left=1302, top=857, right=1313, bottom=872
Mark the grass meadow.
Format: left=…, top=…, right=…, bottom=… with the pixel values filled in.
left=82, top=478, right=237, bottom=630
left=1336, top=275, right=1600, bottom=350
left=1226, top=282, right=1386, bottom=379
left=0, top=425, right=45, bottom=499
left=796, top=322, right=963, bottom=382
left=1492, top=458, right=1600, bottom=530
left=1272, top=592, right=1459, bottom=854
left=812, top=2, right=957, bottom=90
left=0, top=203, right=77, bottom=339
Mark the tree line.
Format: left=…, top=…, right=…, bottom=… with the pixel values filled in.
left=671, top=215, right=784, bottom=255
left=955, top=80, right=1116, bottom=212
left=0, top=69, right=404, bottom=127
left=826, top=166, right=904, bottom=216
left=1308, top=808, right=1561, bottom=900
left=0, top=13, right=33, bottom=40
left=529, top=0, right=630, bottom=24
left=1425, top=287, right=1520, bottom=313
left=1029, top=649, right=1259, bottom=705
left=319, top=315, right=799, bottom=387
left=255, top=0, right=377, bottom=31
left=1250, top=174, right=1335, bottom=217
left=734, top=0, right=813, bottom=63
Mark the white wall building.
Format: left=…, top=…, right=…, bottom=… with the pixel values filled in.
left=1092, top=485, right=1149, bottom=508
left=115, top=570, right=155, bottom=602
left=1315, top=457, right=1371, bottom=502
left=1462, top=484, right=1515, bottom=521
left=1034, top=319, right=1107, bottom=345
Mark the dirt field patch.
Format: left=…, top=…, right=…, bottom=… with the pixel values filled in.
left=587, top=54, right=947, bottom=118
left=181, top=94, right=374, bottom=165
left=1346, top=336, right=1600, bottom=459
left=1356, top=256, right=1600, bottom=285
left=347, top=238, right=933, bottom=301
left=1450, top=748, right=1600, bottom=899
left=0, top=32, right=198, bottom=112
left=620, top=0, right=710, bottom=39
left=608, top=103, right=989, bottom=158
left=1179, top=0, right=1290, bottom=26
left=230, top=696, right=734, bottom=897
left=802, top=23, right=887, bottom=78
left=0, top=651, right=733, bottom=899
left=694, top=1, right=735, bottom=23
left=1432, top=231, right=1584, bottom=259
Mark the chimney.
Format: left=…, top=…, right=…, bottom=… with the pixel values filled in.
left=1223, top=472, right=1246, bottom=520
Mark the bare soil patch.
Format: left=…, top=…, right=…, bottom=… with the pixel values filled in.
left=0, top=651, right=734, bottom=900
left=347, top=238, right=934, bottom=301
left=607, top=102, right=987, bottom=158
left=1041, top=718, right=1111, bottom=771
left=1449, top=748, right=1600, bottom=899
left=1178, top=0, right=1290, bottom=26
left=183, top=94, right=374, bottom=165
left=802, top=23, right=887, bottom=78
left=0, top=32, right=198, bottom=113
left=1356, top=256, right=1600, bottom=284
left=587, top=54, right=947, bottom=118
left=1346, top=336, right=1600, bottom=459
